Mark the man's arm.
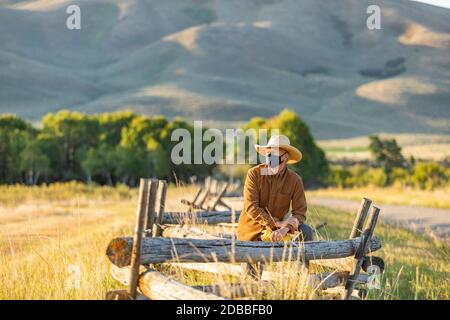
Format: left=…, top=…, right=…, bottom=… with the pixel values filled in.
left=290, top=176, right=307, bottom=228
left=243, top=168, right=276, bottom=229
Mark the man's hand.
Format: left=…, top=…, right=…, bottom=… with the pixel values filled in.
left=286, top=217, right=299, bottom=230
left=274, top=217, right=299, bottom=230
left=270, top=227, right=289, bottom=242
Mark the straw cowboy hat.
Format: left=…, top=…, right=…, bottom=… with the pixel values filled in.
left=255, top=134, right=302, bottom=164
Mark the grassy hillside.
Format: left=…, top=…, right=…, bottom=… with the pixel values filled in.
left=0, top=0, right=449, bottom=138
left=0, top=183, right=448, bottom=299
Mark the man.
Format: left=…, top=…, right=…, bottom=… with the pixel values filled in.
left=236, top=134, right=314, bottom=277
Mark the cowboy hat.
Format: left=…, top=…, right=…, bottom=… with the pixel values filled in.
left=255, top=134, right=302, bottom=164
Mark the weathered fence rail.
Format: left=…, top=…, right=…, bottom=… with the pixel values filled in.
left=181, top=176, right=241, bottom=212
left=106, top=179, right=384, bottom=300
left=170, top=262, right=369, bottom=290
left=111, top=264, right=226, bottom=300
left=107, top=236, right=381, bottom=267
left=162, top=210, right=242, bottom=225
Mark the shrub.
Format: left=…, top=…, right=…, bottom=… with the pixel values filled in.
left=325, top=162, right=448, bottom=190
left=347, top=164, right=370, bottom=187
left=363, top=168, right=388, bottom=187
left=327, top=166, right=352, bottom=188
left=391, top=167, right=412, bottom=188
left=411, top=163, right=448, bottom=190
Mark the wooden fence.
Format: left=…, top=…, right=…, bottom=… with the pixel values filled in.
left=106, top=178, right=384, bottom=300
left=181, top=176, right=241, bottom=212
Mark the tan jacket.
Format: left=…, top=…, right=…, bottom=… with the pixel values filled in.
left=236, top=163, right=307, bottom=241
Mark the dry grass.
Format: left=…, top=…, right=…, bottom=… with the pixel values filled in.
left=0, top=182, right=190, bottom=299
left=0, top=183, right=448, bottom=299
left=307, top=186, right=450, bottom=209
left=306, top=206, right=449, bottom=300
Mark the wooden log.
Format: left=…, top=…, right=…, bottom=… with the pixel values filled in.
left=105, top=290, right=149, bottom=300
left=192, top=187, right=203, bottom=204
left=192, top=284, right=250, bottom=299
left=217, top=199, right=232, bottom=211
left=165, top=224, right=236, bottom=238
left=349, top=198, right=372, bottom=239
left=170, top=262, right=368, bottom=290
left=162, top=225, right=225, bottom=239
left=309, top=257, right=353, bottom=271
left=197, top=177, right=211, bottom=208
left=181, top=187, right=202, bottom=204
left=110, top=265, right=226, bottom=300
left=128, top=178, right=149, bottom=299
left=208, top=183, right=229, bottom=211
left=163, top=226, right=368, bottom=289
left=170, top=262, right=244, bottom=278
left=344, top=206, right=380, bottom=300
left=144, top=179, right=158, bottom=237
left=162, top=210, right=242, bottom=225
left=321, top=286, right=363, bottom=300
left=211, top=179, right=218, bottom=194
left=308, top=271, right=368, bottom=290
left=152, top=180, right=167, bottom=237
left=106, top=236, right=382, bottom=267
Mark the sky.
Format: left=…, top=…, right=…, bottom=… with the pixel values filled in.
left=411, top=0, right=450, bottom=9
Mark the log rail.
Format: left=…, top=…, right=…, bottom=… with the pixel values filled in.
left=107, top=236, right=381, bottom=267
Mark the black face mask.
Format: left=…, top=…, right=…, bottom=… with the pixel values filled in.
left=266, top=152, right=287, bottom=168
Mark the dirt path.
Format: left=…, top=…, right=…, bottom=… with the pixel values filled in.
left=309, top=197, right=450, bottom=244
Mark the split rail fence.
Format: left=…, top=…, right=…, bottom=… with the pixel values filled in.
left=106, top=178, right=384, bottom=300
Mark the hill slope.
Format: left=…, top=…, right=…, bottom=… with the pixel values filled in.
left=0, top=0, right=449, bottom=138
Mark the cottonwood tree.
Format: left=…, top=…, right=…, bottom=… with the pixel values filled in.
left=0, top=115, right=32, bottom=183
left=369, top=135, right=406, bottom=175
left=81, top=144, right=115, bottom=185
left=19, top=138, right=51, bottom=185
left=42, top=110, right=100, bottom=180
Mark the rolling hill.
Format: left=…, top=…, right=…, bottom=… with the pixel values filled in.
left=0, top=0, right=449, bottom=139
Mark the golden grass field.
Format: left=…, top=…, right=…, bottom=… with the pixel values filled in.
left=0, top=183, right=448, bottom=300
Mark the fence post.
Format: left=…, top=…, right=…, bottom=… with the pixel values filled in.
left=349, top=198, right=372, bottom=239
left=344, top=206, right=380, bottom=300
left=152, top=180, right=168, bottom=237
left=128, top=178, right=150, bottom=299
left=144, top=179, right=159, bottom=237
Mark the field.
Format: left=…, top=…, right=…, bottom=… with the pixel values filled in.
left=0, top=183, right=448, bottom=300
left=307, top=186, right=450, bottom=209
left=318, top=133, right=450, bottom=162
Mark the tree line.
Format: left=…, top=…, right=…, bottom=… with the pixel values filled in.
left=0, top=111, right=212, bottom=186
left=327, top=136, right=450, bottom=190
left=0, top=109, right=328, bottom=186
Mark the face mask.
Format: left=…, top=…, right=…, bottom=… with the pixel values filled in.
left=266, top=152, right=286, bottom=168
